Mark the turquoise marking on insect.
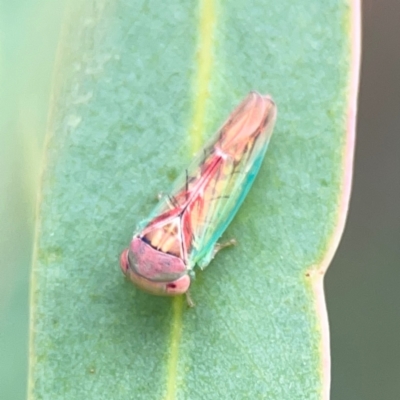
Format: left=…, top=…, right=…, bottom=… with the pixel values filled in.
left=120, top=92, right=277, bottom=305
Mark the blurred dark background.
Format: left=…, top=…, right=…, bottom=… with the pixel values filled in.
left=326, top=1, right=400, bottom=399
left=1, top=1, right=399, bottom=399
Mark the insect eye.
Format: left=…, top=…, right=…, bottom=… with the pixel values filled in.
left=167, top=283, right=176, bottom=289
left=119, top=249, right=129, bottom=273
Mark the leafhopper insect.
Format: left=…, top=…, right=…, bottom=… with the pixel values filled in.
left=120, top=92, right=277, bottom=305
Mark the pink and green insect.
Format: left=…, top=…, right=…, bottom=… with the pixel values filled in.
left=120, top=92, right=277, bottom=305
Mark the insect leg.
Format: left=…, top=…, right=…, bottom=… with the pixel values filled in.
left=197, top=238, right=237, bottom=270
left=213, top=238, right=237, bottom=256
left=185, top=290, right=195, bottom=308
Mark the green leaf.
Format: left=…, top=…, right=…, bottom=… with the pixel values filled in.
left=29, top=1, right=360, bottom=399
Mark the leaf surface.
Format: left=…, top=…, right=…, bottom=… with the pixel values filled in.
left=29, top=1, right=360, bottom=399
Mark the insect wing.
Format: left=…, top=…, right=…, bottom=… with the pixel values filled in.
left=136, top=92, right=276, bottom=272
left=188, top=92, right=277, bottom=267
